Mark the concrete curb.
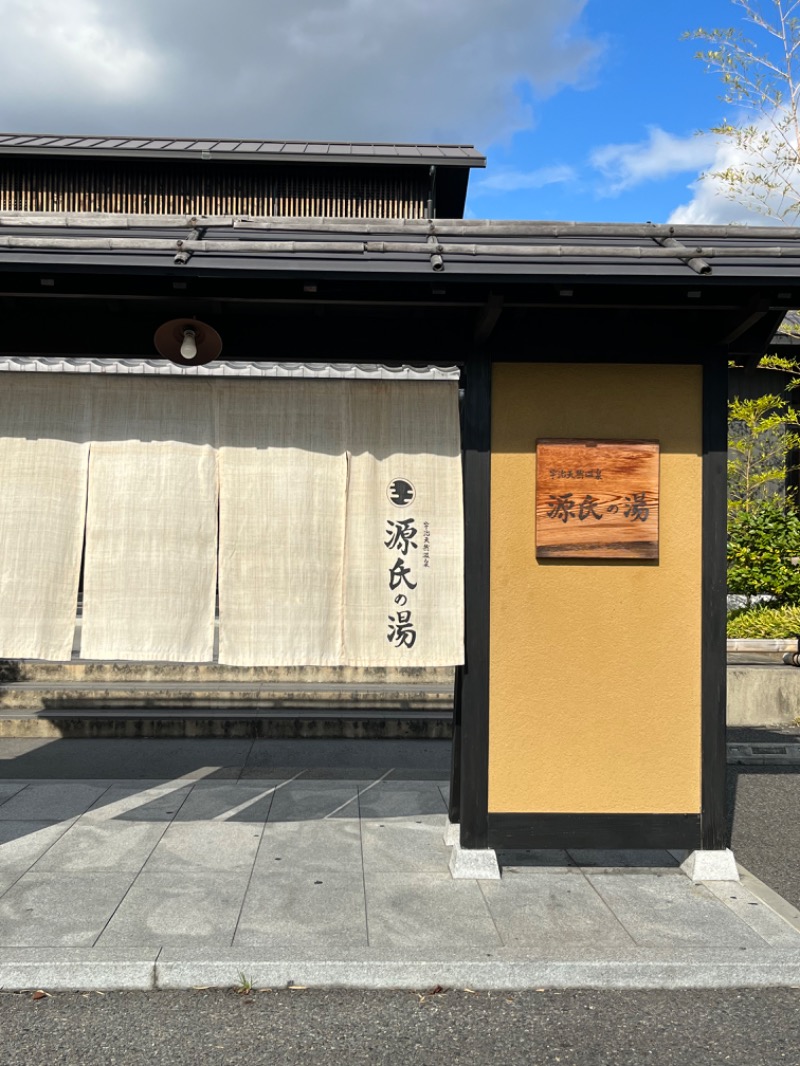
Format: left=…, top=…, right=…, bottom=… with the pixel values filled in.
left=728, top=744, right=800, bottom=764
left=5, top=956, right=800, bottom=993
left=156, top=959, right=800, bottom=990
left=727, top=639, right=796, bottom=657
left=737, top=865, right=800, bottom=937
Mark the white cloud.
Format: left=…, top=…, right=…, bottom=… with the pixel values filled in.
left=668, top=136, right=789, bottom=225
left=0, top=0, right=160, bottom=106
left=473, top=164, right=576, bottom=194
left=590, top=127, right=715, bottom=195
left=0, top=0, right=603, bottom=144
left=587, top=117, right=793, bottom=224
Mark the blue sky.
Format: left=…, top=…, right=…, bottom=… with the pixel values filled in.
left=467, top=0, right=757, bottom=223
left=0, top=0, right=780, bottom=225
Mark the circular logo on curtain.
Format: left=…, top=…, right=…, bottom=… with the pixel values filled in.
left=387, top=478, right=416, bottom=507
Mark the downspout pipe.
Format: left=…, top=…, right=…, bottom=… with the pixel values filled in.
left=425, top=166, right=438, bottom=220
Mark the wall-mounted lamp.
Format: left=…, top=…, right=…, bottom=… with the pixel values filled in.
left=153, top=318, right=223, bottom=366
left=180, top=329, right=197, bottom=359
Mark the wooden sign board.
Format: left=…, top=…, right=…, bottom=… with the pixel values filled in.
left=536, top=439, right=659, bottom=560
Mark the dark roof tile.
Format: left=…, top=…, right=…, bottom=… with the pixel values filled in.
left=0, top=132, right=486, bottom=167
left=0, top=216, right=798, bottom=282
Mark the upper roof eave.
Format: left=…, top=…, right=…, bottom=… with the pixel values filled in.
left=0, top=133, right=487, bottom=169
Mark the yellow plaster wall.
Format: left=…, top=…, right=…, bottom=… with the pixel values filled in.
left=489, top=363, right=703, bottom=814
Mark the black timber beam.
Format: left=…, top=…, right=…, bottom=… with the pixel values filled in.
left=488, top=814, right=701, bottom=850
left=701, top=353, right=729, bottom=851
left=456, top=351, right=491, bottom=850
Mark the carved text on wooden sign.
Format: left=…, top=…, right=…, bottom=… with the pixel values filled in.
left=535, top=439, right=660, bottom=560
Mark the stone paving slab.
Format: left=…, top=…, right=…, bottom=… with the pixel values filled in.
left=361, top=819, right=451, bottom=874
left=0, top=782, right=111, bottom=821
left=267, top=781, right=362, bottom=822
left=364, top=871, right=502, bottom=954
left=172, top=781, right=280, bottom=822
left=245, top=738, right=450, bottom=771
left=585, top=872, right=772, bottom=950
left=703, top=879, right=800, bottom=948
left=31, top=820, right=168, bottom=873
left=144, top=821, right=265, bottom=873
left=566, top=849, right=680, bottom=870
left=0, top=870, right=137, bottom=947
left=84, top=784, right=194, bottom=822
left=97, top=866, right=254, bottom=947
left=479, top=870, right=637, bottom=953
left=0, top=820, right=75, bottom=875
left=1, top=741, right=800, bottom=990
left=235, top=883, right=369, bottom=953
left=0, top=738, right=253, bottom=778
left=0, top=782, right=26, bottom=805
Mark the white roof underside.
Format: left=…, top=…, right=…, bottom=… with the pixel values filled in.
left=0, top=357, right=459, bottom=380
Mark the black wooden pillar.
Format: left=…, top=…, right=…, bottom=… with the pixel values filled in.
left=448, top=664, right=462, bottom=825
left=701, top=353, right=729, bottom=850
left=453, top=352, right=492, bottom=849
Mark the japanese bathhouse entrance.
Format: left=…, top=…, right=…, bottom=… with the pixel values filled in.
left=0, top=363, right=464, bottom=675
left=450, top=355, right=726, bottom=864
left=0, top=351, right=730, bottom=864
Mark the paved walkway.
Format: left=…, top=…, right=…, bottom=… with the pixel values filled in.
left=1, top=738, right=800, bottom=991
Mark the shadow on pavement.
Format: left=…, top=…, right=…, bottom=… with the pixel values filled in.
left=0, top=737, right=453, bottom=846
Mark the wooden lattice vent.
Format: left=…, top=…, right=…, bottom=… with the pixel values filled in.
left=0, top=158, right=429, bottom=218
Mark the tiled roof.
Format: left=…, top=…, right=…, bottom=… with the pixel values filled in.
left=1, top=214, right=800, bottom=280
left=0, top=357, right=459, bottom=380
left=0, top=134, right=485, bottom=168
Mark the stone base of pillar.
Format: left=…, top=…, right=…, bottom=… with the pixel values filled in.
left=448, top=840, right=501, bottom=880
left=680, top=848, right=740, bottom=882
left=443, top=819, right=460, bottom=847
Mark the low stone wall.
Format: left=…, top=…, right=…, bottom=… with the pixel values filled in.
left=0, top=654, right=795, bottom=729
left=728, top=665, right=800, bottom=727
left=727, top=639, right=797, bottom=664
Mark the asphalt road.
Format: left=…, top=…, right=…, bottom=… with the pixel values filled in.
left=1, top=987, right=799, bottom=1066
left=1, top=763, right=798, bottom=1066
left=728, top=763, right=800, bottom=909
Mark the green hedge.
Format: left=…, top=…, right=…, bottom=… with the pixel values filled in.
left=727, top=506, right=800, bottom=606
left=727, top=604, right=800, bottom=639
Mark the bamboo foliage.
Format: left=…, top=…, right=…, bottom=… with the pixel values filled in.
left=686, top=0, right=800, bottom=222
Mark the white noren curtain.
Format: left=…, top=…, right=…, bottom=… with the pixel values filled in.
left=80, top=379, right=217, bottom=662
left=0, top=376, right=89, bottom=660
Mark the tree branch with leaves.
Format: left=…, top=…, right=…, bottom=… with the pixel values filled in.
left=728, top=392, right=800, bottom=512
left=686, top=0, right=800, bottom=221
